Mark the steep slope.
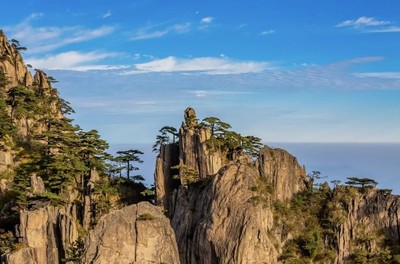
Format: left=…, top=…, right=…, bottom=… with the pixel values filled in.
left=0, top=30, right=175, bottom=264
left=155, top=108, right=400, bottom=264
left=155, top=108, right=307, bottom=263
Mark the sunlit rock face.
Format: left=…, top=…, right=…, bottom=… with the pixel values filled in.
left=82, top=202, right=180, bottom=264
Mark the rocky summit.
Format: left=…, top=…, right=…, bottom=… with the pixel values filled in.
left=0, top=30, right=400, bottom=264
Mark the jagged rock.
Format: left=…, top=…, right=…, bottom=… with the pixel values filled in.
left=334, top=188, right=400, bottom=264
left=0, top=31, right=33, bottom=88
left=170, top=156, right=280, bottom=264
left=156, top=108, right=308, bottom=263
left=2, top=205, right=78, bottom=264
left=82, top=202, right=180, bottom=264
left=258, top=146, right=306, bottom=201
left=33, top=70, right=50, bottom=89
left=179, top=107, right=225, bottom=181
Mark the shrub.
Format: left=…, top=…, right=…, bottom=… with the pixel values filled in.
left=137, top=213, right=156, bottom=221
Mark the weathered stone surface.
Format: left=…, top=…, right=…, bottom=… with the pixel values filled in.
left=2, top=205, right=78, bottom=264
left=0, top=31, right=33, bottom=88
left=155, top=143, right=179, bottom=207
left=334, top=189, right=400, bottom=264
left=156, top=108, right=309, bottom=264
left=0, top=179, right=10, bottom=195
left=179, top=108, right=225, bottom=181
left=0, top=151, right=13, bottom=173
left=258, top=146, right=306, bottom=201
left=170, top=156, right=279, bottom=264
left=29, top=174, right=45, bottom=195
left=83, top=201, right=180, bottom=264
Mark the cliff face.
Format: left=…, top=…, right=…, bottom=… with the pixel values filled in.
left=258, top=146, right=306, bottom=202
left=0, top=31, right=33, bottom=89
left=155, top=108, right=307, bottom=263
left=155, top=108, right=400, bottom=264
left=0, top=30, right=56, bottom=171
left=1, top=30, right=179, bottom=264
left=82, top=202, right=180, bottom=264
left=179, top=108, right=226, bottom=181
left=1, top=205, right=78, bottom=264
left=169, top=157, right=279, bottom=264
left=334, top=188, right=400, bottom=263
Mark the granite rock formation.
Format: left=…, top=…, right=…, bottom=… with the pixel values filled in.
left=82, top=202, right=180, bottom=264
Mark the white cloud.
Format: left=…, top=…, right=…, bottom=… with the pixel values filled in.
left=123, top=56, right=270, bottom=75
left=131, top=23, right=190, bottom=40
left=3, top=14, right=115, bottom=54
left=26, top=51, right=125, bottom=71
left=367, top=26, right=400, bottom=33
left=103, top=10, right=112, bottom=18
left=200, top=16, right=214, bottom=24
left=336, top=16, right=391, bottom=28
left=188, top=90, right=251, bottom=97
left=354, top=72, right=400, bottom=79
left=260, top=30, right=274, bottom=35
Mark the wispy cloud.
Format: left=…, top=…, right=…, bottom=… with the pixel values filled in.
left=336, top=16, right=391, bottom=28
left=199, top=16, right=214, bottom=30
left=260, top=29, right=274, bottom=35
left=3, top=13, right=115, bottom=54
left=26, top=51, right=125, bottom=71
left=367, top=26, right=400, bottom=33
left=200, top=16, right=214, bottom=24
left=336, top=16, right=400, bottom=33
left=123, top=56, right=270, bottom=75
left=130, top=22, right=191, bottom=40
left=187, top=90, right=251, bottom=98
left=102, top=10, right=112, bottom=18
left=354, top=72, right=400, bottom=79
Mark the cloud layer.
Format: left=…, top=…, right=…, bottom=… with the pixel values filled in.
left=124, top=56, right=270, bottom=74
left=3, top=14, right=114, bottom=54
left=336, top=16, right=399, bottom=33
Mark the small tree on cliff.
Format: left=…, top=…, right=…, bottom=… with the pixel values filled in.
left=152, top=126, right=178, bottom=152
left=115, top=149, right=143, bottom=180
left=345, top=177, right=378, bottom=191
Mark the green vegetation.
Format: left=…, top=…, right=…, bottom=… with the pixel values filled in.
left=137, top=213, right=156, bottom=221
left=274, top=176, right=400, bottom=264
left=249, top=176, right=274, bottom=207
left=172, top=163, right=200, bottom=184
left=345, top=177, right=378, bottom=192
left=152, top=126, right=178, bottom=152
left=63, top=237, right=84, bottom=264
left=114, top=149, right=143, bottom=180
left=199, top=116, right=263, bottom=159
left=0, top=38, right=151, bottom=254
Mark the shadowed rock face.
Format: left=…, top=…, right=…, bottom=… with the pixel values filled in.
left=334, top=188, right=400, bottom=264
left=2, top=205, right=78, bottom=264
left=82, top=202, right=180, bottom=264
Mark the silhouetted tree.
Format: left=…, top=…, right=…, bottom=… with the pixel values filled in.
left=115, top=149, right=143, bottom=180
left=152, top=126, right=178, bottom=152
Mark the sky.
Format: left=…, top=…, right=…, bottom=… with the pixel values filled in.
left=1, top=1, right=400, bottom=191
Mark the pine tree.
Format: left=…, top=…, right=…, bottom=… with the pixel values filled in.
left=115, top=149, right=143, bottom=180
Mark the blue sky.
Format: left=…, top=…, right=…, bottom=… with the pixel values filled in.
left=1, top=1, right=400, bottom=189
